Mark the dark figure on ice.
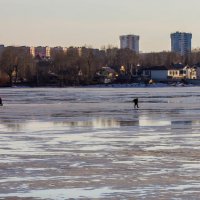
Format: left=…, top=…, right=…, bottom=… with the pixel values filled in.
left=0, top=97, right=3, bottom=106
left=133, top=98, right=139, bottom=108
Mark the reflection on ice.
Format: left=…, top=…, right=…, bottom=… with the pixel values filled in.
left=60, top=118, right=121, bottom=128
left=182, top=163, right=200, bottom=169
left=0, top=187, right=134, bottom=199
left=0, top=117, right=171, bottom=132
left=139, top=116, right=171, bottom=126
left=0, top=118, right=121, bottom=132
left=2, top=117, right=200, bottom=133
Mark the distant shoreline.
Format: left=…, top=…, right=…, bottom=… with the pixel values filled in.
left=0, top=82, right=198, bottom=89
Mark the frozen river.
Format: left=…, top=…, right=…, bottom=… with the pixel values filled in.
left=0, top=87, right=200, bottom=199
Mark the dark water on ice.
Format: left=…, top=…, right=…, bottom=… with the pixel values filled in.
left=0, top=87, right=200, bottom=199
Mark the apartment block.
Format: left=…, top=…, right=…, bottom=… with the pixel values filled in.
left=119, top=34, right=140, bottom=53
left=171, top=32, right=192, bottom=55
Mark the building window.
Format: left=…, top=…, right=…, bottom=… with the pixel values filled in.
left=145, top=71, right=150, bottom=76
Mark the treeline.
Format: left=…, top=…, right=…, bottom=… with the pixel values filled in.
left=1, top=46, right=200, bottom=86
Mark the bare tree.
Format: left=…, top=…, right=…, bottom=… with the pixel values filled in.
left=0, top=47, right=19, bottom=86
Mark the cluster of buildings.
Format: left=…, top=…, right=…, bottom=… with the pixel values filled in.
left=119, top=31, right=192, bottom=55
left=0, top=45, right=102, bottom=59
left=98, top=63, right=200, bottom=84
left=0, top=31, right=194, bottom=60
left=0, top=31, right=198, bottom=85
left=138, top=63, right=200, bottom=82
left=0, top=45, right=52, bottom=58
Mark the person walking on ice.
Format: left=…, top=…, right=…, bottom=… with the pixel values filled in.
left=0, top=97, right=3, bottom=106
left=133, top=98, right=139, bottom=109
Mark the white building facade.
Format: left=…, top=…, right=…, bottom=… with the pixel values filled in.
left=141, top=66, right=168, bottom=81
left=119, top=35, right=140, bottom=53
left=171, top=32, right=192, bottom=55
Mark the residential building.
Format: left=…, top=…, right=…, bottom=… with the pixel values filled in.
left=77, top=47, right=102, bottom=57
left=31, top=46, right=51, bottom=58
left=185, top=64, right=200, bottom=79
left=119, top=34, right=140, bottom=53
left=52, top=46, right=67, bottom=53
left=0, top=45, right=5, bottom=57
left=51, top=47, right=67, bottom=58
left=96, top=67, right=118, bottom=84
left=171, top=32, right=192, bottom=55
left=168, top=63, right=186, bottom=79
left=30, top=47, right=36, bottom=57
left=140, top=66, right=168, bottom=81
left=0, top=44, right=4, bottom=51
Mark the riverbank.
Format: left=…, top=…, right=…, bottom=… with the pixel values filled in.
left=0, top=82, right=198, bottom=89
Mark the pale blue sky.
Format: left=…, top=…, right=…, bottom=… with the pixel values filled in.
left=0, top=0, right=199, bottom=52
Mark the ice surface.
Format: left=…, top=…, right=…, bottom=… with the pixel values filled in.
left=0, top=87, right=200, bottom=199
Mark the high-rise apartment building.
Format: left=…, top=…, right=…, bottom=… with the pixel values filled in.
left=171, top=32, right=192, bottom=55
left=119, top=35, right=140, bottom=53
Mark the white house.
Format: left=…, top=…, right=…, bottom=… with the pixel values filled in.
left=168, top=63, right=186, bottom=79
left=185, top=64, right=200, bottom=79
left=140, top=66, right=168, bottom=81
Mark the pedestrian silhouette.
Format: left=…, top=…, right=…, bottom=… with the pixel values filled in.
left=0, top=97, right=3, bottom=106
left=133, top=98, right=139, bottom=108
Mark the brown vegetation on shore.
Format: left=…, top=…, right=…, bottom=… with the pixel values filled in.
left=1, top=46, right=200, bottom=86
